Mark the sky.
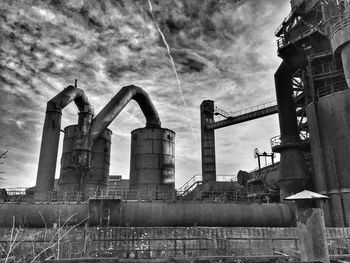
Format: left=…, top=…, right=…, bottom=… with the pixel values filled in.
left=0, top=0, right=290, bottom=188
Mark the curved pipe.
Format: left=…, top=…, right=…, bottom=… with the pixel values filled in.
left=91, top=85, right=161, bottom=141
left=35, top=86, right=93, bottom=200
left=47, top=85, right=92, bottom=113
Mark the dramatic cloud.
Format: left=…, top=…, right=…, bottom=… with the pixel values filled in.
left=0, top=0, right=290, bottom=188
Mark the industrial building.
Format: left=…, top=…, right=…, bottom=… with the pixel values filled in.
left=1, top=0, right=350, bottom=261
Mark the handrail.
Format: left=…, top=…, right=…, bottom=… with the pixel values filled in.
left=177, top=174, right=202, bottom=193
left=214, top=101, right=277, bottom=121
left=270, top=133, right=310, bottom=149
left=316, top=82, right=348, bottom=98
left=4, top=187, right=28, bottom=196
left=311, top=61, right=341, bottom=76
left=330, top=13, right=350, bottom=38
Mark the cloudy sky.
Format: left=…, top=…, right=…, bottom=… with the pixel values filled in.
left=0, top=0, right=290, bottom=188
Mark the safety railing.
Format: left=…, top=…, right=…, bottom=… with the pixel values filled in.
left=215, top=101, right=277, bottom=122
left=4, top=187, right=28, bottom=196
left=311, top=61, right=342, bottom=77
left=217, top=174, right=237, bottom=182
left=177, top=174, right=202, bottom=196
left=214, top=107, right=230, bottom=118
left=47, top=191, right=84, bottom=203
left=270, top=133, right=310, bottom=149
left=331, top=12, right=350, bottom=38
left=248, top=161, right=279, bottom=174
left=247, top=184, right=268, bottom=196
left=270, top=135, right=282, bottom=149
left=89, top=189, right=125, bottom=199
left=178, top=174, right=238, bottom=197
left=316, top=81, right=348, bottom=98
left=187, top=190, right=249, bottom=202
left=91, top=190, right=178, bottom=202
left=230, top=100, right=277, bottom=118
left=91, top=189, right=253, bottom=202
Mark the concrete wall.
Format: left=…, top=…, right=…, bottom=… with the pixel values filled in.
left=0, top=227, right=349, bottom=260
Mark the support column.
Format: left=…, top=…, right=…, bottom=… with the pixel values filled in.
left=200, top=100, right=216, bottom=182
left=274, top=62, right=311, bottom=200
left=35, top=107, right=62, bottom=201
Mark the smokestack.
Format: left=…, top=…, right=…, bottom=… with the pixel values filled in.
left=35, top=85, right=93, bottom=201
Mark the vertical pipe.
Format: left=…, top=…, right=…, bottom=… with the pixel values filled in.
left=275, top=62, right=310, bottom=200
left=35, top=86, right=93, bottom=201
left=35, top=108, right=62, bottom=201
left=72, top=105, right=94, bottom=168
left=200, top=100, right=216, bottom=182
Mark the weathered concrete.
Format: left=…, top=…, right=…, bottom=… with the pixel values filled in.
left=0, top=226, right=349, bottom=260
left=296, top=207, right=330, bottom=263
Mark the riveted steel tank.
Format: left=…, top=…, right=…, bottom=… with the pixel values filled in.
left=59, top=125, right=112, bottom=197
left=306, top=89, right=350, bottom=226
left=129, top=127, right=175, bottom=194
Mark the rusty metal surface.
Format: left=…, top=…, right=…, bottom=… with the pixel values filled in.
left=91, top=85, right=161, bottom=141
left=35, top=86, right=93, bottom=201
left=59, top=125, right=111, bottom=197
left=200, top=100, right=216, bottom=182
left=129, top=128, right=175, bottom=194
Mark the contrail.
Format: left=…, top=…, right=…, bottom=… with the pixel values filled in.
left=148, top=0, right=199, bottom=147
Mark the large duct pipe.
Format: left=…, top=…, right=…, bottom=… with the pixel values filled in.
left=0, top=201, right=295, bottom=227
left=35, top=85, right=93, bottom=201
left=91, top=85, right=161, bottom=141
left=275, top=61, right=310, bottom=200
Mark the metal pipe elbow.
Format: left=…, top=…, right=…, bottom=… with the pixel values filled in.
left=46, top=85, right=93, bottom=114
left=91, top=84, right=161, bottom=141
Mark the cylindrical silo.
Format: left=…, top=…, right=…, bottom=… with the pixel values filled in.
left=129, top=127, right=175, bottom=194
left=59, top=125, right=111, bottom=198
left=306, top=89, right=350, bottom=227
